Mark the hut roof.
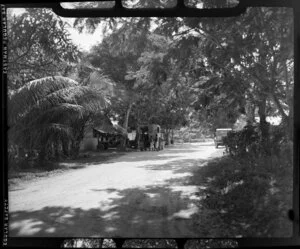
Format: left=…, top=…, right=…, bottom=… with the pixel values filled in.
left=94, top=121, right=127, bottom=136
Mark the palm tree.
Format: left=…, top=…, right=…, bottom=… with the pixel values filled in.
left=8, top=76, right=108, bottom=163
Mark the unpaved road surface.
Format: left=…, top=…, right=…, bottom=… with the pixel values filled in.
left=9, top=142, right=224, bottom=237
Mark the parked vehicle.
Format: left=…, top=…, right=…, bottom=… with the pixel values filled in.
left=214, top=128, right=232, bottom=148
left=128, top=124, right=164, bottom=151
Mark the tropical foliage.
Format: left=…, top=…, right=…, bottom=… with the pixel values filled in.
left=7, top=8, right=79, bottom=91
left=8, top=76, right=108, bottom=163
left=7, top=5, right=293, bottom=167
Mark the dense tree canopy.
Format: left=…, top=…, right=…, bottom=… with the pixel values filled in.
left=7, top=8, right=79, bottom=91
left=7, top=4, right=294, bottom=162
left=80, top=6, right=293, bottom=137
left=8, top=76, right=108, bottom=161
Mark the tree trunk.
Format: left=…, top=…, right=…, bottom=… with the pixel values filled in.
left=245, top=98, right=255, bottom=124
left=286, top=115, right=293, bottom=141
left=71, top=132, right=84, bottom=159
left=71, top=140, right=80, bottom=159
left=61, top=137, right=69, bottom=157
left=124, top=103, right=132, bottom=132
left=165, top=128, right=170, bottom=145
left=136, top=123, right=140, bottom=149
left=38, top=148, right=46, bottom=163
left=70, top=118, right=87, bottom=158
left=121, top=103, right=132, bottom=148
left=54, top=140, right=60, bottom=161
left=38, top=141, right=46, bottom=163
left=283, top=62, right=293, bottom=141
left=258, top=97, right=270, bottom=155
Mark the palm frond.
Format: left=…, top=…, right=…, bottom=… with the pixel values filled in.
left=9, top=121, right=73, bottom=149
left=10, top=76, right=78, bottom=105
left=42, top=123, right=73, bottom=139
left=8, top=75, right=110, bottom=152
left=8, top=76, right=79, bottom=123
left=9, top=77, right=108, bottom=124
left=23, top=103, right=86, bottom=128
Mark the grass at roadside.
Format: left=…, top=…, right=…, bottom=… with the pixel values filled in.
left=191, top=152, right=293, bottom=237
left=8, top=150, right=126, bottom=188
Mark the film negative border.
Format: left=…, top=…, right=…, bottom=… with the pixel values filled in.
left=2, top=0, right=300, bottom=248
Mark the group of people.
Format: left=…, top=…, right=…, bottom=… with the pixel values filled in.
left=139, top=133, right=164, bottom=151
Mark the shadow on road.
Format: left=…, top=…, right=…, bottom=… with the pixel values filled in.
left=10, top=184, right=205, bottom=237
left=9, top=143, right=223, bottom=238
left=9, top=158, right=215, bottom=238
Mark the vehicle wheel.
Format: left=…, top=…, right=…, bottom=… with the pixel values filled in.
left=97, top=144, right=104, bottom=150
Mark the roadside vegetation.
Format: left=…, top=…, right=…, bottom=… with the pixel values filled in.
left=7, top=3, right=293, bottom=171
left=191, top=124, right=293, bottom=237
left=8, top=150, right=126, bottom=189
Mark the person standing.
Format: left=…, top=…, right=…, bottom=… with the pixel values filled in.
left=144, top=132, right=150, bottom=151
left=150, top=136, right=154, bottom=151
left=155, top=134, right=159, bottom=151
left=139, top=134, right=144, bottom=151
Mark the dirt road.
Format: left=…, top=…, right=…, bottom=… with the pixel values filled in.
left=9, top=142, right=224, bottom=237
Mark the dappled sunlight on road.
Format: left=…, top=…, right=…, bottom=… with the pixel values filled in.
left=170, top=203, right=199, bottom=219
left=10, top=219, right=44, bottom=236
left=9, top=142, right=224, bottom=237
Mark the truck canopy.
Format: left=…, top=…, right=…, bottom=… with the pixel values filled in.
left=215, top=128, right=232, bottom=137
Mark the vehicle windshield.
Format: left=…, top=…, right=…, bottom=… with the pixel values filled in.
left=216, top=130, right=231, bottom=136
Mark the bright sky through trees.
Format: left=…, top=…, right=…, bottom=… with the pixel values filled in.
left=8, top=7, right=104, bottom=51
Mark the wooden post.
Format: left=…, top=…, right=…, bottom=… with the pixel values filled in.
left=176, top=239, right=187, bottom=249
left=112, top=238, right=125, bottom=248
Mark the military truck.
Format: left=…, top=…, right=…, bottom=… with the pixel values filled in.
left=127, top=124, right=163, bottom=151
left=214, top=128, right=232, bottom=148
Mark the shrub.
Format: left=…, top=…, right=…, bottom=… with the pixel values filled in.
left=223, top=124, right=261, bottom=156
left=223, top=123, right=291, bottom=158
left=194, top=143, right=293, bottom=237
